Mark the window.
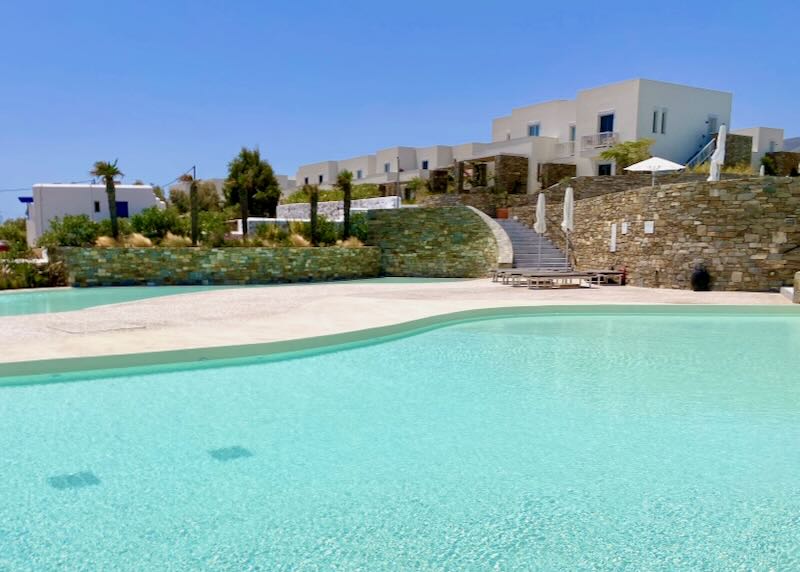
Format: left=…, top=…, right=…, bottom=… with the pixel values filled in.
left=599, top=113, right=614, bottom=133
left=384, top=162, right=390, bottom=173
left=708, top=115, right=718, bottom=136
left=304, top=177, right=309, bottom=185
left=528, top=123, right=540, bottom=137
left=768, top=141, right=777, bottom=152
left=652, top=110, right=659, bottom=134
left=598, top=164, right=613, bottom=176
left=115, top=201, right=129, bottom=218
left=569, top=125, right=576, bottom=142
left=660, top=109, right=667, bottom=134
left=421, top=160, right=429, bottom=170
left=356, top=169, right=363, bottom=179
left=505, top=130, right=511, bottom=141
left=318, top=174, right=323, bottom=184
left=93, top=200, right=100, bottom=213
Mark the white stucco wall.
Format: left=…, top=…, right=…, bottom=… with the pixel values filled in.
left=338, top=155, right=377, bottom=181
left=732, top=126, right=784, bottom=171
left=491, top=99, right=576, bottom=142
left=416, top=145, right=453, bottom=170
left=375, top=147, right=417, bottom=173
left=296, top=160, right=338, bottom=187
left=636, top=79, right=732, bottom=165
left=27, top=183, right=160, bottom=245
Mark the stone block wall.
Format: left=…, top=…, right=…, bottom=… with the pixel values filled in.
left=494, top=155, right=529, bottom=194
left=764, top=152, right=800, bottom=176
left=276, top=196, right=400, bottom=221
left=367, top=207, right=498, bottom=277
left=54, top=246, right=381, bottom=287
left=723, top=133, right=754, bottom=167
left=418, top=192, right=532, bottom=217
left=517, top=177, right=800, bottom=291
left=539, top=163, right=576, bottom=189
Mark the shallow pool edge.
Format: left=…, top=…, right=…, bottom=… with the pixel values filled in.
left=3, top=304, right=799, bottom=387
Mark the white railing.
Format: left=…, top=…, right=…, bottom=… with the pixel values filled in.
left=555, top=141, right=576, bottom=157
left=580, top=132, right=619, bottom=151
left=685, top=139, right=716, bottom=169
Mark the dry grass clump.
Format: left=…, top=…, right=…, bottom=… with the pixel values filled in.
left=336, top=237, right=364, bottom=248
left=161, top=232, right=192, bottom=247
left=95, top=236, right=118, bottom=247
left=288, top=233, right=311, bottom=247
left=124, top=233, right=153, bottom=247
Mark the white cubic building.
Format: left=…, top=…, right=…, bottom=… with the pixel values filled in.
left=22, top=183, right=162, bottom=246
left=292, top=78, right=780, bottom=192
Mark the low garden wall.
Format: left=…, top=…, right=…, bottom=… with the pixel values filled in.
left=513, top=177, right=800, bottom=291
left=276, top=196, right=400, bottom=220
left=54, top=246, right=381, bottom=287
left=367, top=207, right=498, bottom=277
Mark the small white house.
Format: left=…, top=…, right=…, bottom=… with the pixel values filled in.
left=21, top=183, right=162, bottom=246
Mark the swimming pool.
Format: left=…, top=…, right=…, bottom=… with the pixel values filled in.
left=0, top=278, right=466, bottom=317
left=1, top=308, right=798, bottom=570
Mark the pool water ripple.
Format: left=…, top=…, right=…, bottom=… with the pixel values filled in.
left=0, top=312, right=798, bottom=570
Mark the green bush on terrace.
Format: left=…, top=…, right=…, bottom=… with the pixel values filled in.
left=282, top=184, right=382, bottom=204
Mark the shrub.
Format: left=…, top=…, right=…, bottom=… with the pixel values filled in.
left=349, top=213, right=369, bottom=242
left=0, top=218, right=28, bottom=253
left=97, top=217, right=132, bottom=238
left=0, top=261, right=66, bottom=290
left=161, top=232, right=192, bottom=247
left=95, top=236, right=118, bottom=248
left=37, top=215, right=99, bottom=248
left=199, top=210, right=230, bottom=247
left=256, top=223, right=289, bottom=245
left=125, top=233, right=153, bottom=247
left=288, top=233, right=310, bottom=247
left=131, top=206, right=187, bottom=240
left=337, top=237, right=364, bottom=248
left=281, top=184, right=382, bottom=204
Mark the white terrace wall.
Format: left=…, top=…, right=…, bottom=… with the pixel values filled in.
left=276, top=196, right=401, bottom=221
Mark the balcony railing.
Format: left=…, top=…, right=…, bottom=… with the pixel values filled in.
left=580, top=132, right=619, bottom=151
left=555, top=141, right=576, bottom=157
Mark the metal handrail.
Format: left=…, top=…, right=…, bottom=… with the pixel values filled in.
left=580, top=132, right=618, bottom=150
left=685, top=139, right=716, bottom=169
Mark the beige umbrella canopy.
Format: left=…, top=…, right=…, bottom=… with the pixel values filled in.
left=624, top=156, right=685, bottom=187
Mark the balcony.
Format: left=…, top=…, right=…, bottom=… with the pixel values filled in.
left=580, top=132, right=619, bottom=151
left=555, top=141, right=576, bottom=157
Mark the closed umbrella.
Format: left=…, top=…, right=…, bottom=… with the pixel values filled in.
left=624, top=156, right=685, bottom=187
left=707, top=124, right=727, bottom=182
left=561, top=187, right=574, bottom=268
left=534, top=192, right=546, bottom=269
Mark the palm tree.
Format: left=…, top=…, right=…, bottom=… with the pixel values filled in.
left=224, top=147, right=281, bottom=237
left=91, top=160, right=123, bottom=239
left=305, top=184, right=320, bottom=246
left=336, top=170, right=353, bottom=239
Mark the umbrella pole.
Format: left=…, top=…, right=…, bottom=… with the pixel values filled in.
left=537, top=235, right=542, bottom=270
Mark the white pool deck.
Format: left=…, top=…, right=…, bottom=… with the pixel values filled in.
left=0, top=279, right=793, bottom=365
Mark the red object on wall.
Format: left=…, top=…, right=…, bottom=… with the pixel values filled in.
left=496, top=208, right=509, bottom=219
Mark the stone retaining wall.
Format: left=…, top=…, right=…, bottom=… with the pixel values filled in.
left=54, top=246, right=381, bottom=287
left=276, top=196, right=400, bottom=221
left=516, top=177, right=800, bottom=291
left=367, top=207, right=498, bottom=277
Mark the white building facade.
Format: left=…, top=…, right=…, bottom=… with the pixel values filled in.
left=23, top=183, right=162, bottom=246
left=292, top=78, right=779, bottom=191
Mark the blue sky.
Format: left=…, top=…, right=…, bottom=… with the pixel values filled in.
left=1, top=0, right=797, bottom=218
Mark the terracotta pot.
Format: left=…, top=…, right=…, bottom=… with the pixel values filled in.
left=496, top=207, right=509, bottom=219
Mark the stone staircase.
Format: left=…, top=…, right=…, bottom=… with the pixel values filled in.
left=494, top=218, right=570, bottom=270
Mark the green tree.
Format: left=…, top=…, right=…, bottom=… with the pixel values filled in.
left=169, top=181, right=221, bottom=214
left=336, top=170, right=354, bottom=239
left=37, top=215, right=99, bottom=248
left=305, top=184, right=320, bottom=246
left=179, top=174, right=200, bottom=245
left=599, top=139, right=654, bottom=171
left=224, top=148, right=281, bottom=236
left=90, top=160, right=123, bottom=238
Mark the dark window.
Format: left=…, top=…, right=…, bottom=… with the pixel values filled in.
left=569, top=125, right=576, bottom=141
left=304, top=177, right=309, bottom=185
left=652, top=110, right=659, bottom=133
left=660, top=109, right=667, bottom=134
left=528, top=123, right=540, bottom=137
left=421, top=160, right=429, bottom=170
left=384, top=162, right=390, bottom=173
left=115, top=201, right=129, bottom=218
left=599, top=113, right=614, bottom=133
left=356, top=169, right=363, bottom=179
left=93, top=200, right=100, bottom=213
left=318, top=174, right=323, bottom=183
left=598, top=164, right=612, bottom=176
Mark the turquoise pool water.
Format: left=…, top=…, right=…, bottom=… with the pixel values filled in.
left=1, top=311, right=799, bottom=570
left=0, top=278, right=465, bottom=317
